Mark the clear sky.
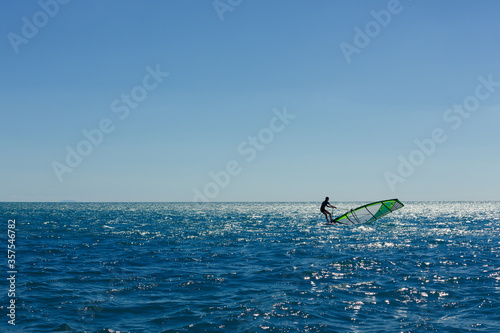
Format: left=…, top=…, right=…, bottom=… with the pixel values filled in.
left=1, top=0, right=499, bottom=202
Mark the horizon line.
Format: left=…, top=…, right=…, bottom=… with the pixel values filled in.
left=1, top=200, right=499, bottom=203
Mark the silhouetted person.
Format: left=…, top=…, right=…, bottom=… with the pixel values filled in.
left=320, top=196, right=336, bottom=223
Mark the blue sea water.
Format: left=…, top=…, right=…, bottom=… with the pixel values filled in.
left=1, top=201, right=500, bottom=332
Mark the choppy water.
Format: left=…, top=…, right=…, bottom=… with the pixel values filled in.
left=1, top=202, right=499, bottom=332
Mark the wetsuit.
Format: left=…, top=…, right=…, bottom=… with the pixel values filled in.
left=320, top=200, right=329, bottom=213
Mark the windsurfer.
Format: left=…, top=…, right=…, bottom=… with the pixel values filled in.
left=320, top=197, right=336, bottom=223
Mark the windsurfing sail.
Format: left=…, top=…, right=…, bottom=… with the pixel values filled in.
left=333, top=199, right=404, bottom=224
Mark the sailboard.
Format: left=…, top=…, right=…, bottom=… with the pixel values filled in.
left=330, top=199, right=404, bottom=225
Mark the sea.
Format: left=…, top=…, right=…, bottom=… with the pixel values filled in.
left=1, top=201, right=499, bottom=333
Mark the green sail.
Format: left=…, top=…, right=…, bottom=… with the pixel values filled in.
left=333, top=199, right=404, bottom=224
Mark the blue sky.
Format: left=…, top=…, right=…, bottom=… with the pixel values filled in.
left=1, top=0, right=499, bottom=202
